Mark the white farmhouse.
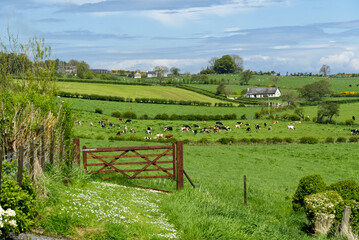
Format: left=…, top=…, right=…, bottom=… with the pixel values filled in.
left=245, top=87, right=281, bottom=98
left=134, top=72, right=141, bottom=78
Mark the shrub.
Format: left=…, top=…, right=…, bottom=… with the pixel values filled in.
left=217, top=137, right=235, bottom=144
left=299, top=136, right=318, bottom=144
left=326, top=180, right=359, bottom=202
left=335, top=200, right=359, bottom=232
left=345, top=119, right=354, bottom=125
left=271, top=137, right=283, bottom=144
left=284, top=137, right=294, bottom=143
left=0, top=175, right=36, bottom=234
left=336, top=137, right=346, bottom=143
left=122, top=111, right=137, bottom=119
left=139, top=114, right=149, bottom=120
left=325, top=137, right=334, bottom=143
left=288, top=114, right=301, bottom=121
left=250, top=138, right=263, bottom=144
left=239, top=138, right=250, bottom=144
left=292, top=174, right=326, bottom=211
left=198, top=138, right=209, bottom=144
left=349, top=136, right=359, bottom=143
left=304, top=191, right=342, bottom=234
left=240, top=114, right=247, bottom=120
left=95, top=108, right=103, bottom=114
left=111, top=111, right=121, bottom=118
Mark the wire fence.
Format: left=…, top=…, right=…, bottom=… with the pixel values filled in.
left=0, top=126, right=80, bottom=193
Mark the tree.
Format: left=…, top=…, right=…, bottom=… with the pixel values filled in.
left=320, top=64, right=330, bottom=76
left=153, top=66, right=168, bottom=85
left=224, top=86, right=232, bottom=97
left=282, top=92, right=298, bottom=106
left=271, top=76, right=280, bottom=87
left=298, top=80, right=331, bottom=101
left=294, top=108, right=305, bottom=121
left=240, top=69, right=252, bottom=85
left=213, top=55, right=235, bottom=74
left=230, top=54, right=243, bottom=73
left=208, top=57, right=218, bottom=70
left=216, top=80, right=225, bottom=95
left=317, top=102, right=339, bottom=123
left=170, top=67, right=180, bottom=76
left=77, top=61, right=89, bottom=79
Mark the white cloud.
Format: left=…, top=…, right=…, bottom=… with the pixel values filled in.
left=272, top=45, right=291, bottom=49
left=224, top=27, right=241, bottom=32
left=320, top=51, right=359, bottom=71
left=92, top=58, right=207, bottom=72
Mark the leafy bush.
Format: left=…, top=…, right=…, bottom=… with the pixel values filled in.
left=345, top=119, right=354, bottom=125
left=336, top=137, right=346, bottom=143
left=335, top=200, right=359, bottom=232
left=271, top=137, right=283, bottom=144
left=325, top=137, right=334, bottom=143
left=140, top=114, right=149, bottom=120
left=198, top=138, right=209, bottom=144
left=326, top=180, right=359, bottom=202
left=292, top=174, right=326, bottom=211
left=0, top=175, right=36, bottom=234
left=284, top=137, right=294, bottom=143
left=111, top=111, right=121, bottom=118
left=299, top=136, right=319, bottom=144
left=217, top=137, right=235, bottom=144
left=304, top=191, right=342, bottom=234
left=240, top=114, right=247, bottom=120
left=95, top=108, right=103, bottom=114
left=122, top=111, right=137, bottom=119
left=349, top=136, right=359, bottom=143
left=288, top=114, right=301, bottom=121
left=249, top=138, right=263, bottom=144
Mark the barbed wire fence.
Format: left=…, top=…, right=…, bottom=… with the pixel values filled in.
left=0, top=126, right=80, bottom=193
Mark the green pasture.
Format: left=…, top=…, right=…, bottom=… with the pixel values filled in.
left=56, top=82, right=227, bottom=104
left=73, top=138, right=359, bottom=239
left=63, top=98, right=262, bottom=119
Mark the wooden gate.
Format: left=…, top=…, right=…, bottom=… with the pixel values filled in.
left=82, top=141, right=183, bottom=190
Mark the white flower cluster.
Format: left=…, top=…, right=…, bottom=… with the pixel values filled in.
left=0, top=206, right=17, bottom=234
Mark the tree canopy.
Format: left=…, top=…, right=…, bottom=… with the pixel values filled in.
left=298, top=80, right=331, bottom=101
left=317, top=102, right=339, bottom=123
left=319, top=64, right=330, bottom=76
left=213, top=55, right=235, bottom=74
left=240, top=70, right=252, bottom=85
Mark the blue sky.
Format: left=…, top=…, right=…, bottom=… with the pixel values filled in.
left=1, top=0, right=359, bottom=74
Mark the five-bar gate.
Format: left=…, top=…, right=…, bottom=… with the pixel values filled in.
left=82, top=141, right=183, bottom=190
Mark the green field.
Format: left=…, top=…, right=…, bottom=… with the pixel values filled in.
left=56, top=82, right=227, bottom=104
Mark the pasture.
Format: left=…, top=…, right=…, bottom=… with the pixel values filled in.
left=74, top=138, right=359, bottom=239
left=56, top=82, right=227, bottom=104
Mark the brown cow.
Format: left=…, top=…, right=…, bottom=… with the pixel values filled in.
left=165, top=134, right=173, bottom=139
left=119, top=117, right=124, bottom=122
left=116, top=131, right=123, bottom=135
left=103, top=118, right=109, bottom=121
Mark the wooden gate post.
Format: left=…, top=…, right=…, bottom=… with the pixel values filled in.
left=176, top=141, right=183, bottom=190
left=50, top=127, right=55, bottom=165
left=73, top=138, right=80, bottom=166
left=40, top=125, right=45, bottom=171
left=82, top=146, right=87, bottom=171
left=30, top=139, right=35, bottom=182
left=17, top=146, right=24, bottom=187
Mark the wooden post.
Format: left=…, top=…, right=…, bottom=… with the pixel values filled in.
left=183, top=169, right=195, bottom=188
left=17, top=146, right=24, bottom=187
left=49, top=127, right=55, bottom=165
left=176, top=141, right=183, bottom=190
left=340, top=206, right=352, bottom=239
left=244, top=175, right=247, bottom=205
left=0, top=151, right=3, bottom=193
left=82, top=146, right=87, bottom=172
left=73, top=138, right=80, bottom=166
left=40, top=126, right=45, bottom=171
left=30, top=139, right=35, bottom=182
left=172, top=142, right=176, bottom=180
left=59, top=133, right=64, bottom=162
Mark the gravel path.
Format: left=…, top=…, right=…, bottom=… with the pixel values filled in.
left=10, top=233, right=73, bottom=240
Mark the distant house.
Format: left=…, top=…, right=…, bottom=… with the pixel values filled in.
left=57, top=65, right=77, bottom=75
left=134, top=72, right=141, bottom=78
left=90, top=69, right=110, bottom=75
left=246, top=87, right=281, bottom=98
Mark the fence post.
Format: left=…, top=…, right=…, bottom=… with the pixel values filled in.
left=59, top=133, right=64, bottom=162
left=176, top=141, right=183, bottom=190
left=244, top=175, right=247, bottom=205
left=82, top=146, right=87, bottom=172
left=30, top=139, right=35, bottom=182
left=17, top=146, right=24, bottom=187
left=40, top=125, right=45, bottom=171
left=172, top=142, right=176, bottom=180
left=73, top=138, right=80, bottom=166
left=0, top=150, right=3, bottom=193
left=50, top=127, right=55, bottom=165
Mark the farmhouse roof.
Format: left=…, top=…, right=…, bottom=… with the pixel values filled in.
left=246, top=87, right=279, bottom=95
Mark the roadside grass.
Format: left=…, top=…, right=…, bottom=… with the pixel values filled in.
left=54, top=138, right=359, bottom=239
left=56, top=82, right=227, bottom=105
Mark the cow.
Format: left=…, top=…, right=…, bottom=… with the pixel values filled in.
left=147, top=127, right=152, bottom=131
left=181, top=127, right=190, bottom=132
left=349, top=84, right=352, bottom=87
left=145, top=130, right=152, bottom=135
left=90, top=122, right=93, bottom=127
left=154, top=134, right=164, bottom=139
left=288, top=125, right=295, bottom=130
left=74, top=120, right=82, bottom=125
left=351, top=129, right=359, bottom=135
left=125, top=119, right=132, bottom=124
left=237, top=122, right=243, bottom=125
left=353, top=116, right=356, bottom=121
left=129, top=128, right=136, bottom=133
left=119, top=117, right=124, bottom=122
left=264, top=122, right=267, bottom=127
left=163, top=126, right=173, bottom=131
left=144, top=137, right=152, bottom=140
left=103, top=118, right=109, bottom=121
left=255, top=124, right=260, bottom=130
left=200, top=128, right=210, bottom=133
left=223, top=126, right=231, bottom=131
left=124, top=125, right=128, bottom=133
left=295, top=121, right=301, bottom=124
left=101, top=123, right=106, bottom=128
left=192, top=130, right=198, bottom=134
left=245, top=123, right=250, bottom=126
left=272, top=121, right=279, bottom=124
left=165, top=134, right=173, bottom=139
left=235, top=124, right=242, bottom=129
left=193, top=124, right=200, bottom=128
left=109, top=123, right=113, bottom=128
left=183, top=124, right=191, bottom=129
left=216, top=121, right=223, bottom=125
left=246, top=127, right=251, bottom=132
left=268, top=126, right=272, bottom=130
left=116, top=131, right=123, bottom=135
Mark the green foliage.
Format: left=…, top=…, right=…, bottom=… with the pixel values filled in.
left=122, top=111, right=137, bottom=119
left=325, top=137, right=334, bottom=143
left=317, top=102, right=339, bottom=123
left=304, top=191, right=342, bottom=233
left=240, top=70, right=252, bottom=85
left=76, top=61, right=90, bottom=79
left=213, top=55, right=235, bottom=74
left=217, top=137, right=235, bottom=144
left=292, top=174, right=326, bottom=211
left=299, top=80, right=331, bottom=101
left=335, top=200, right=359, bottom=232
left=349, top=136, right=359, bottom=142
left=95, top=108, right=103, bottom=114
left=0, top=176, right=37, bottom=233
left=111, top=111, right=121, bottom=118
left=299, top=136, right=319, bottom=144
left=326, top=180, right=359, bottom=202
left=215, top=80, right=226, bottom=95
left=345, top=119, right=354, bottom=125
left=336, top=137, right=346, bottom=143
